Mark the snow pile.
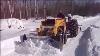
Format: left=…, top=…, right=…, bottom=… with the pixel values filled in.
left=0, top=18, right=34, bottom=30
left=47, top=16, right=55, bottom=19
left=80, top=15, right=100, bottom=31
left=73, top=15, right=84, bottom=20
left=0, top=19, right=9, bottom=30
left=0, top=18, right=25, bottom=30
left=6, top=38, right=62, bottom=56
left=88, top=20, right=100, bottom=56
left=1, top=36, right=20, bottom=56
left=72, top=15, right=85, bottom=24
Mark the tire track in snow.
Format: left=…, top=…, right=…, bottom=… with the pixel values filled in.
left=75, top=27, right=91, bottom=56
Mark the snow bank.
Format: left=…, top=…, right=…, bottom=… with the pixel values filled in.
left=0, top=18, right=25, bottom=30
left=0, top=19, right=9, bottom=30
left=73, top=15, right=84, bottom=20
left=80, top=15, right=100, bottom=31
left=88, top=20, right=100, bottom=56
left=6, top=38, right=62, bottom=56
left=1, top=36, right=20, bottom=56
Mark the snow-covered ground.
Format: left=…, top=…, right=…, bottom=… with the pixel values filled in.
left=88, top=20, right=100, bottom=56
left=1, top=15, right=100, bottom=56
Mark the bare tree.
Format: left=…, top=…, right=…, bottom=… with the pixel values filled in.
left=35, top=0, right=39, bottom=19
left=1, top=1, right=6, bottom=19
left=43, top=0, right=46, bottom=19
left=7, top=0, right=14, bottom=18
left=23, top=0, right=28, bottom=20
left=18, top=1, right=23, bottom=20
left=29, top=0, right=32, bottom=18
left=26, top=1, right=29, bottom=20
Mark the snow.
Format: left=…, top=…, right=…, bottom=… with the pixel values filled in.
left=1, top=36, right=20, bottom=56
left=62, top=32, right=83, bottom=56
left=47, top=16, right=55, bottom=19
left=1, top=15, right=100, bottom=56
left=0, top=18, right=38, bottom=41
left=88, top=20, right=100, bottom=56
left=1, top=18, right=24, bottom=30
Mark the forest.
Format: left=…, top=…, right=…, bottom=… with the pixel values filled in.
left=0, top=0, right=100, bottom=19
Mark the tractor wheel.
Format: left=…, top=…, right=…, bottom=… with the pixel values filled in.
left=59, top=34, right=63, bottom=51
left=57, top=26, right=65, bottom=44
left=68, top=19, right=78, bottom=38
left=63, top=34, right=67, bottom=44
left=59, top=33, right=67, bottom=50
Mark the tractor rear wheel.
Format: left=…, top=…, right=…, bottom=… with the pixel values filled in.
left=68, top=19, right=78, bottom=38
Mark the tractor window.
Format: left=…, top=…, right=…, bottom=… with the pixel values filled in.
left=42, top=19, right=55, bottom=26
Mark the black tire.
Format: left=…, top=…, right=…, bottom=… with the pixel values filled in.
left=68, top=19, right=78, bottom=37
left=59, top=34, right=63, bottom=51
left=64, top=34, right=67, bottom=44
left=57, top=26, right=65, bottom=43
left=58, top=32, right=67, bottom=50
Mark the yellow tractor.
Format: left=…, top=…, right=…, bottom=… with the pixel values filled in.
left=37, top=17, right=78, bottom=49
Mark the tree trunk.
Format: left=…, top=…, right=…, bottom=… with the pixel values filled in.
left=19, top=10, right=22, bottom=20
left=25, top=0, right=28, bottom=20
left=29, top=0, right=31, bottom=18
left=35, top=0, right=38, bottom=20
left=4, top=12, right=5, bottom=19
left=11, top=14, right=12, bottom=18
left=43, top=0, right=46, bottom=19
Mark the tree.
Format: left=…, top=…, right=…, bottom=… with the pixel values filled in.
left=43, top=0, right=46, bottom=19
left=7, top=0, right=14, bottom=18
left=35, top=0, right=38, bottom=19
left=18, top=1, right=22, bottom=20
left=29, top=0, right=32, bottom=18
left=1, top=1, right=6, bottom=19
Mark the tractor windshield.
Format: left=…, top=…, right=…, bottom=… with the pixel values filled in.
left=42, top=19, right=55, bottom=26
